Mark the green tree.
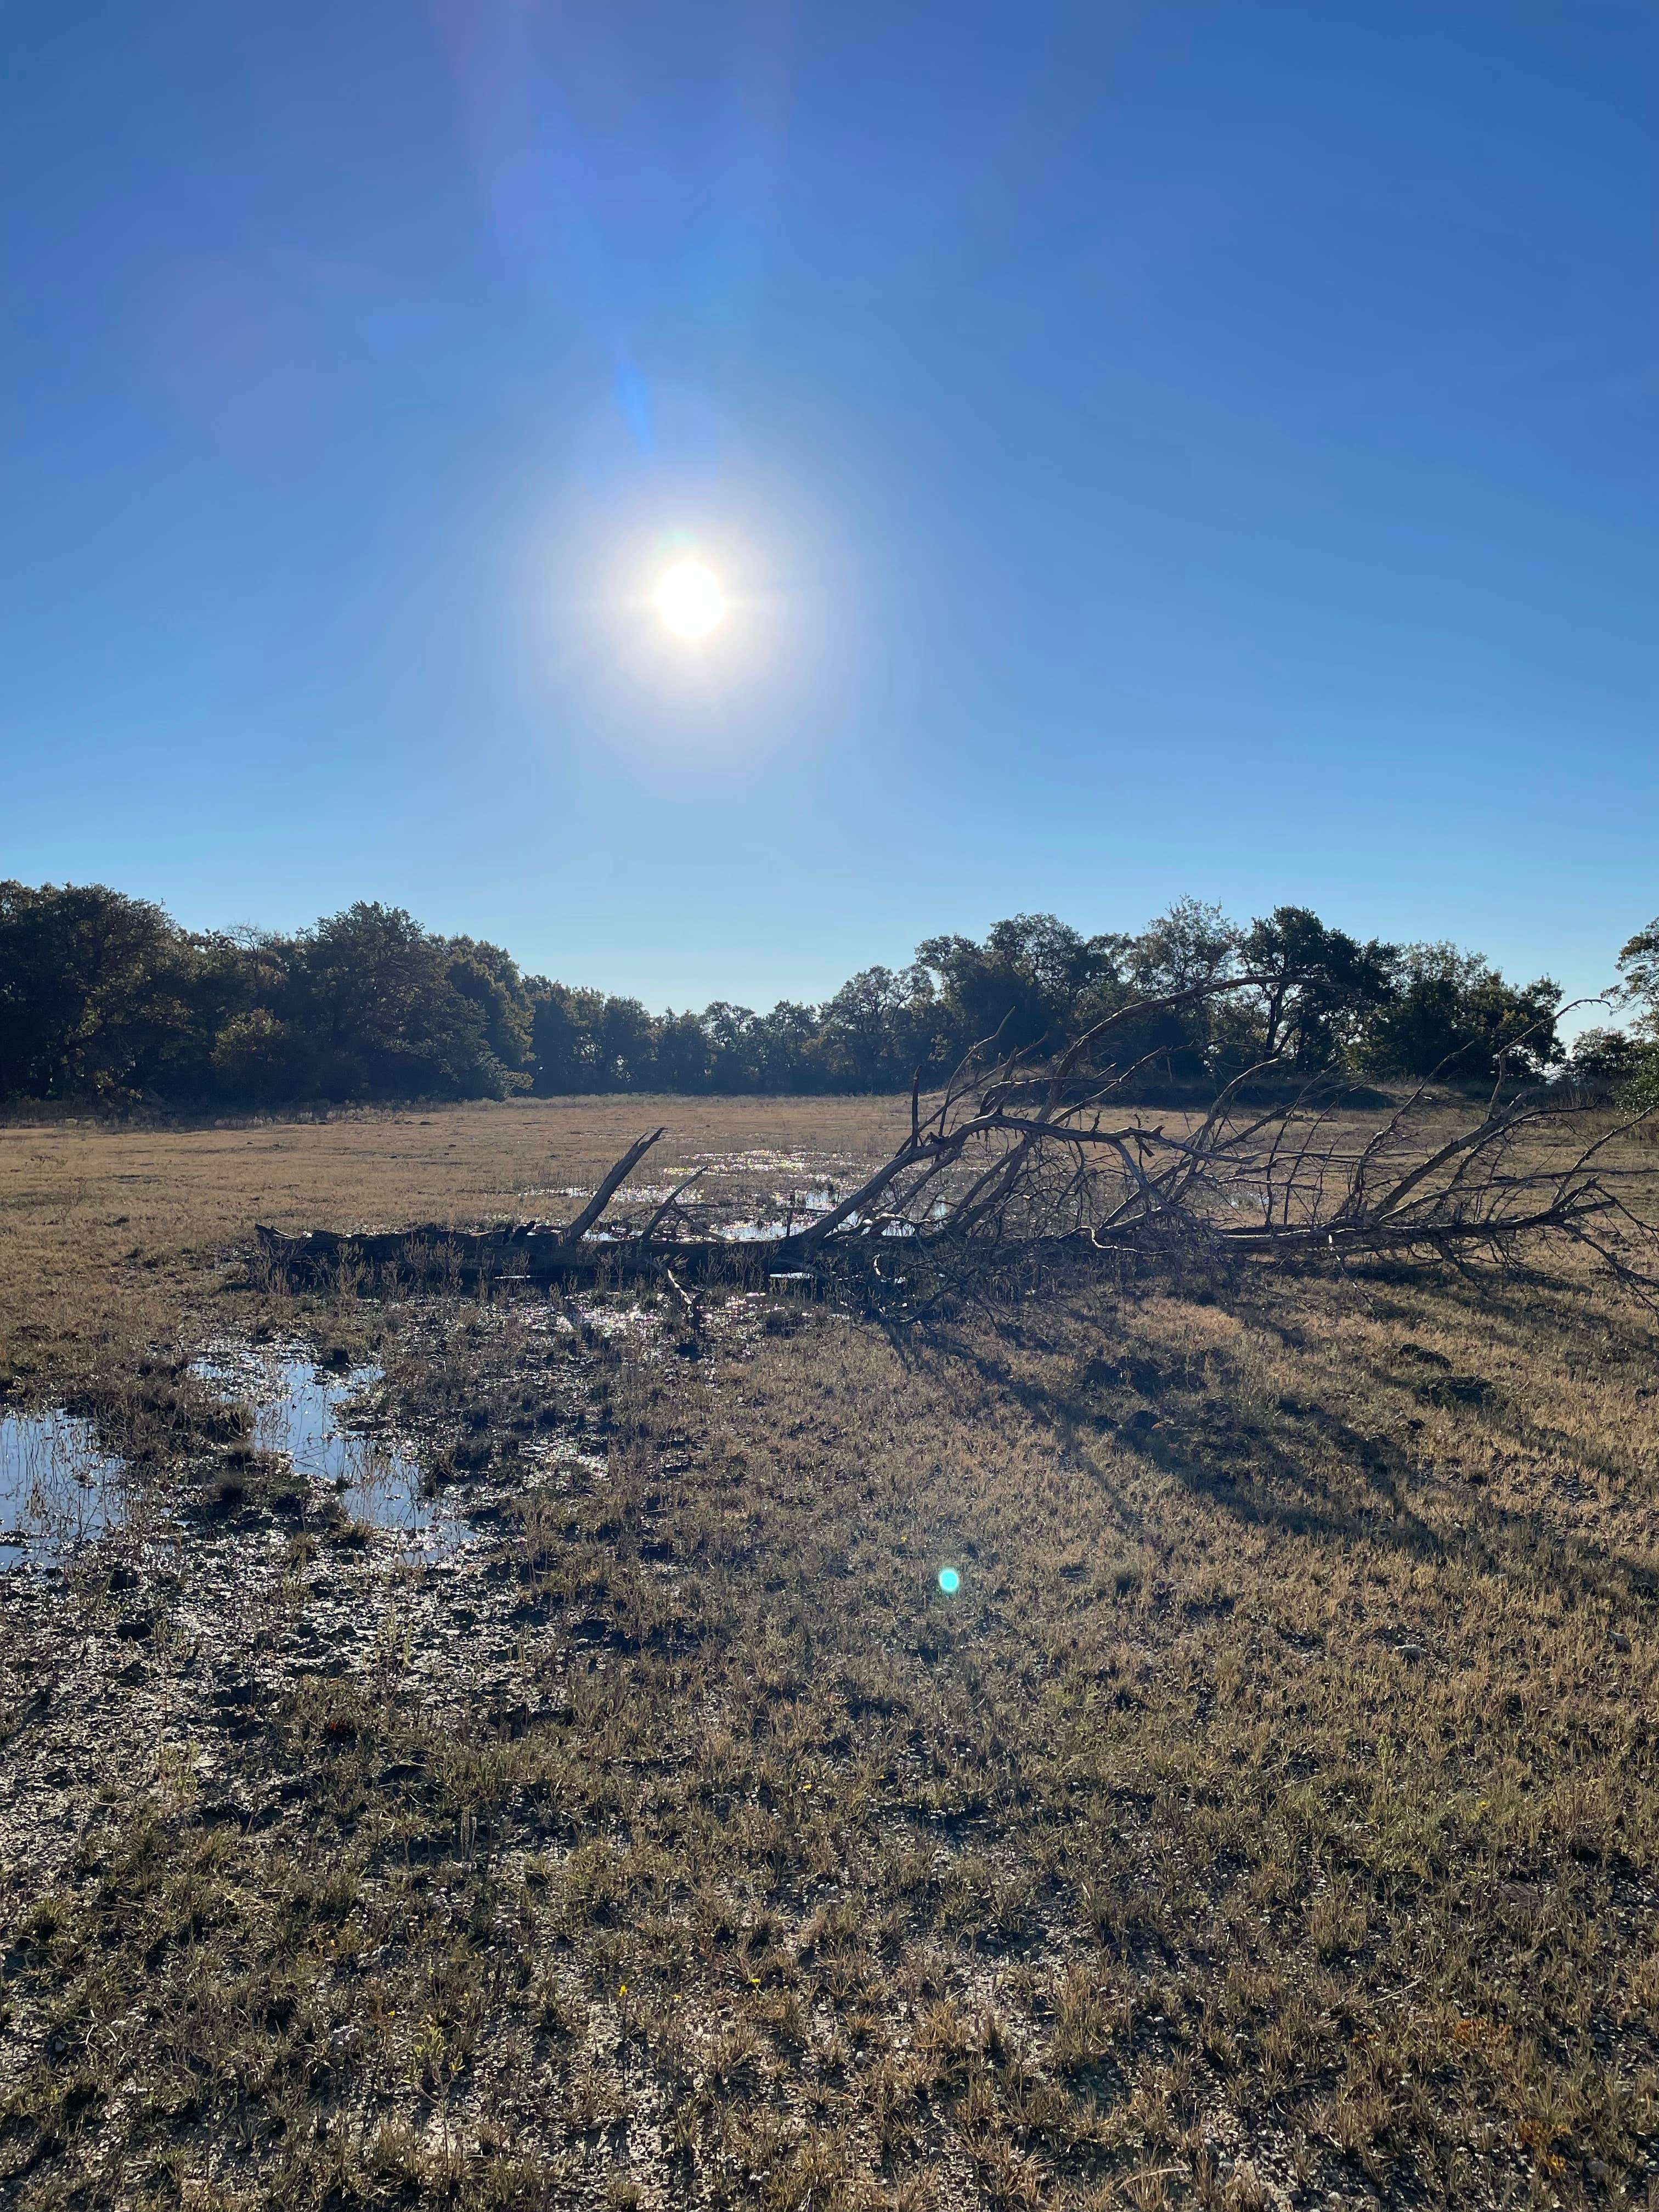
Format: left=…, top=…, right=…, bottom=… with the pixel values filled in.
left=593, top=996, right=656, bottom=1090
left=531, top=985, right=605, bottom=1093
left=1567, top=1027, right=1649, bottom=1097
left=210, top=1008, right=312, bottom=1101
left=1234, top=906, right=1398, bottom=1072
left=749, top=1002, right=830, bottom=1092
left=916, top=916, right=1120, bottom=1059
left=286, top=904, right=516, bottom=1099
left=654, top=1010, right=712, bottom=1092
left=1618, top=917, right=1659, bottom=1030
left=701, top=1003, right=763, bottom=1091
left=1125, top=898, right=1239, bottom=998
left=1358, top=944, right=1562, bottom=1081
left=1063, top=901, right=1238, bottom=1083
left=820, top=966, right=937, bottom=1088
left=0, top=881, right=198, bottom=1098
left=444, top=936, right=534, bottom=1085
left=1611, top=918, right=1659, bottom=1110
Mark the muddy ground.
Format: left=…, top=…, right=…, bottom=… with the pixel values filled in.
left=3, top=1098, right=1658, bottom=2211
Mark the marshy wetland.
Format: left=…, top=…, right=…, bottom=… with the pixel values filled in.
left=3, top=1096, right=1658, bottom=2210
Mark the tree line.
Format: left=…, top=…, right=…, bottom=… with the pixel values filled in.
left=1, top=879, right=1655, bottom=1109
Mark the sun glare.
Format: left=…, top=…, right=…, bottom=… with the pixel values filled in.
left=654, top=559, right=726, bottom=638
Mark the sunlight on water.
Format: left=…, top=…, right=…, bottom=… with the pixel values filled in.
left=193, top=1347, right=456, bottom=1549
left=0, top=1411, right=129, bottom=1569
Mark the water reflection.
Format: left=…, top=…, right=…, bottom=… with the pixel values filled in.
left=0, top=1410, right=128, bottom=1569
left=192, top=1347, right=453, bottom=1548
left=720, top=1208, right=915, bottom=1242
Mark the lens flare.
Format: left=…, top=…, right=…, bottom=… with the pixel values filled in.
left=654, top=560, right=726, bottom=637
left=938, top=1566, right=961, bottom=1595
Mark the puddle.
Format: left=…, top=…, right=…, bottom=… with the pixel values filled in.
left=690, top=1148, right=865, bottom=1177
left=192, top=1346, right=460, bottom=1550
left=3, top=1350, right=464, bottom=1568
left=1, top=1410, right=132, bottom=1570
left=514, top=1151, right=892, bottom=1245
left=718, top=1209, right=915, bottom=1242
left=549, top=1302, right=665, bottom=1347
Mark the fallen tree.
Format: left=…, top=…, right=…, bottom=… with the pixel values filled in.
left=254, top=977, right=1659, bottom=1306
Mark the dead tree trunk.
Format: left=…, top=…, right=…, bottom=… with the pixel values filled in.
left=253, top=981, right=1658, bottom=1305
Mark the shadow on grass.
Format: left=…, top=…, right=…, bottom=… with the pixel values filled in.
left=907, top=1259, right=1659, bottom=1616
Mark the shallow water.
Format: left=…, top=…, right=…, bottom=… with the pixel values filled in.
left=690, top=1148, right=863, bottom=1177
left=555, top=1302, right=664, bottom=1344
left=719, top=1208, right=915, bottom=1242
left=0, top=1411, right=129, bottom=1569
left=192, top=1346, right=457, bottom=1549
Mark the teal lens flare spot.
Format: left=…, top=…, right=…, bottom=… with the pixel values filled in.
left=938, top=1567, right=960, bottom=1595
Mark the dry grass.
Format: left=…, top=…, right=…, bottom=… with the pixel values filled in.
left=2, top=1096, right=1657, bottom=2209
left=0, top=1095, right=913, bottom=1387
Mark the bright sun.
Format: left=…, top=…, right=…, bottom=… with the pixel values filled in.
left=654, top=559, right=726, bottom=638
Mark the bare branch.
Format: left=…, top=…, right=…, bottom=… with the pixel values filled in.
left=254, top=972, right=1659, bottom=1310
left=559, top=1128, right=666, bottom=1244
left=637, top=1167, right=704, bottom=1242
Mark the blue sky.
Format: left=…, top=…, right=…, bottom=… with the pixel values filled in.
left=2, top=1, right=1653, bottom=1019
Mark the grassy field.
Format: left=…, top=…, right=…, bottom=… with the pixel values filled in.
left=2, top=1097, right=1657, bottom=2210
